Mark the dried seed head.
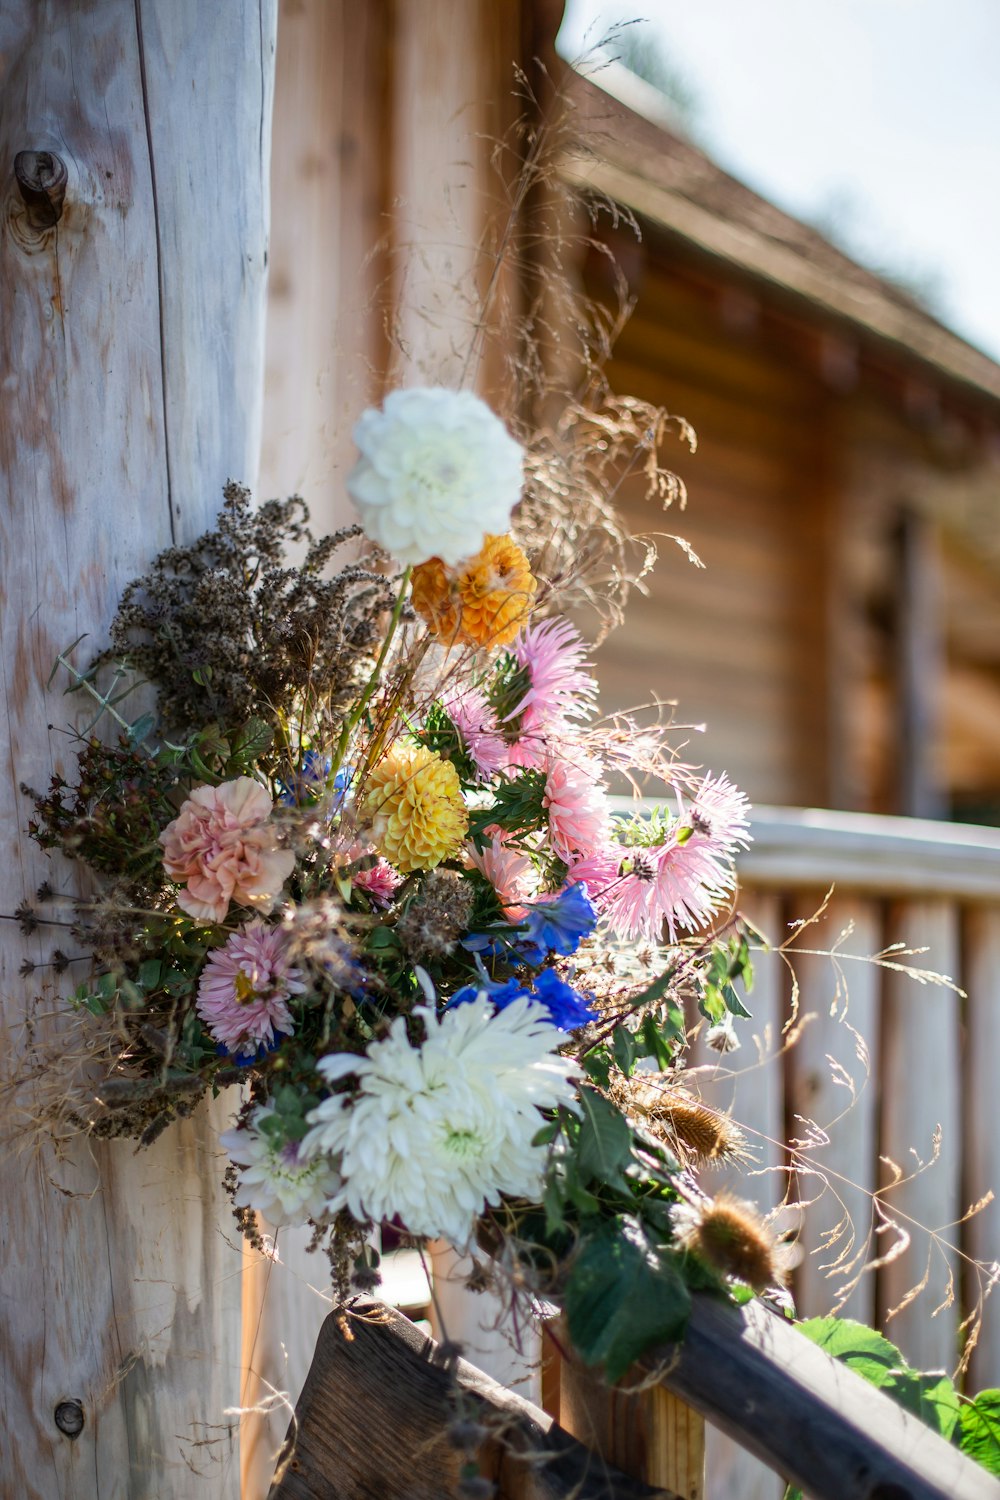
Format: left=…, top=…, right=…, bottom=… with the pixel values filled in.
left=629, top=1081, right=749, bottom=1167
left=673, top=1192, right=792, bottom=1290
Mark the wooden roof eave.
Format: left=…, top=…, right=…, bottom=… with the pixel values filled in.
left=557, top=75, right=1000, bottom=409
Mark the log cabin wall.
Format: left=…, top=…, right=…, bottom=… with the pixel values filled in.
left=584, top=215, right=1000, bottom=820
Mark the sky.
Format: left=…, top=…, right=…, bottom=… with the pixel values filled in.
left=558, top=0, right=1000, bottom=362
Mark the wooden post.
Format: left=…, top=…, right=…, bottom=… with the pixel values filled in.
left=0, top=4, right=276, bottom=1495
left=894, top=508, right=947, bottom=819
left=546, top=1322, right=704, bottom=1500
left=961, top=906, right=1000, bottom=1388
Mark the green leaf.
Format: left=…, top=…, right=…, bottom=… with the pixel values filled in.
left=721, top=982, right=751, bottom=1020
left=576, top=1088, right=633, bottom=1184
left=796, top=1317, right=905, bottom=1386
left=887, top=1372, right=960, bottom=1440
left=137, top=959, right=162, bottom=991
left=582, top=1047, right=612, bottom=1090
left=128, top=712, right=156, bottom=746
left=959, top=1391, right=1000, bottom=1476
left=612, top=1025, right=637, bottom=1077
left=564, top=1219, right=690, bottom=1383
left=230, top=716, right=274, bottom=766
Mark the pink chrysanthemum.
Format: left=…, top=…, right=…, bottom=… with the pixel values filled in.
left=352, top=857, right=401, bottom=908
left=511, top=618, right=598, bottom=728
left=196, top=920, right=306, bottom=1057
left=566, top=844, right=623, bottom=904
left=466, top=826, right=536, bottom=913
left=442, top=685, right=509, bottom=782
left=543, top=753, right=611, bottom=862
left=603, top=773, right=751, bottom=942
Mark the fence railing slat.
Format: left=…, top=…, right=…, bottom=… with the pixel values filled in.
left=785, top=893, right=882, bottom=1326
left=879, top=899, right=962, bottom=1371
left=962, top=906, right=1000, bottom=1391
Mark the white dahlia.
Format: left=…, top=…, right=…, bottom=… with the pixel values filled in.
left=221, top=1105, right=342, bottom=1227
left=346, top=387, right=524, bottom=566
left=302, top=996, right=580, bottom=1244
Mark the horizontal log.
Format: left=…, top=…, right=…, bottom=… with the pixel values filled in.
left=267, top=1302, right=672, bottom=1500
left=656, top=1294, right=999, bottom=1500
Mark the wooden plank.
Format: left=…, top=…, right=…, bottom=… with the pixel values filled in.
left=267, top=1304, right=667, bottom=1500
left=258, top=0, right=389, bottom=531
left=0, top=4, right=275, bottom=1496
left=785, top=895, right=882, bottom=1325
left=893, top=510, right=946, bottom=819
left=657, top=1293, right=998, bottom=1500
left=878, top=900, right=962, bottom=1371
left=686, top=890, right=785, bottom=1500
left=554, top=1341, right=704, bottom=1500
left=961, top=907, right=1000, bottom=1389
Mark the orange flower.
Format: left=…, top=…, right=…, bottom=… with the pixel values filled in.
left=411, top=534, right=536, bottom=649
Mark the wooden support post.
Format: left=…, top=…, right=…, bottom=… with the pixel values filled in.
left=267, top=1302, right=666, bottom=1500
left=543, top=1321, right=703, bottom=1500
left=0, top=4, right=275, bottom=1495
left=894, top=508, right=947, bottom=819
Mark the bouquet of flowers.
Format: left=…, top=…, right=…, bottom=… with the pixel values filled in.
left=22, top=383, right=789, bottom=1383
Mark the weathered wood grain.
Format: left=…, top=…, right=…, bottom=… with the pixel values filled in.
left=267, top=1303, right=668, bottom=1500
left=0, top=3, right=275, bottom=1495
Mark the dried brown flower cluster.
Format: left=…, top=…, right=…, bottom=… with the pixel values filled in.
left=103, top=483, right=396, bottom=740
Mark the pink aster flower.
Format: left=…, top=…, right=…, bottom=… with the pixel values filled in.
left=566, top=843, right=624, bottom=904
left=543, top=752, right=611, bottom=862
left=510, top=618, right=598, bottom=729
left=603, top=773, right=751, bottom=942
left=352, top=857, right=401, bottom=908
left=466, top=826, right=536, bottom=913
left=160, top=777, right=295, bottom=924
left=442, top=685, right=508, bottom=782
left=197, top=920, right=306, bottom=1056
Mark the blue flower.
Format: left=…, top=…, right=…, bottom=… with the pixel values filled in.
left=279, top=753, right=352, bottom=808
left=461, top=882, right=598, bottom=966
left=216, top=1032, right=286, bottom=1067
left=516, top=882, right=597, bottom=964
left=527, top=968, right=597, bottom=1029
left=449, top=965, right=596, bottom=1031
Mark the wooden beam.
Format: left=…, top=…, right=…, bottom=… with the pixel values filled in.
left=894, top=509, right=946, bottom=819
left=656, top=1293, right=998, bottom=1500
left=0, top=4, right=275, bottom=1494
left=267, top=1303, right=669, bottom=1499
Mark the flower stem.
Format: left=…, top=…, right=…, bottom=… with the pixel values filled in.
left=329, top=566, right=412, bottom=785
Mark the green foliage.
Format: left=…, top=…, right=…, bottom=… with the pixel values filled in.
left=467, top=768, right=548, bottom=848
left=699, top=933, right=753, bottom=1024
left=792, top=1317, right=1000, bottom=1483
left=564, top=1218, right=691, bottom=1382
left=415, top=701, right=478, bottom=784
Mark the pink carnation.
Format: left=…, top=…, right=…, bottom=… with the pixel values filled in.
left=160, top=777, right=295, bottom=923
left=197, top=920, right=306, bottom=1056
left=543, top=753, right=611, bottom=862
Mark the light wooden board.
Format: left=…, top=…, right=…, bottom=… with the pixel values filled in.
left=785, top=894, right=882, bottom=1325
left=0, top=3, right=275, bottom=1494
left=961, top=907, right=1000, bottom=1389
left=878, top=900, right=962, bottom=1371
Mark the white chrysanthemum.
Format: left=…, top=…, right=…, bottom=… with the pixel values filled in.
left=346, top=387, right=524, bottom=566
left=221, top=1105, right=342, bottom=1227
left=302, top=996, right=580, bottom=1244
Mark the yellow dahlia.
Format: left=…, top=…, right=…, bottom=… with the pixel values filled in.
left=360, top=744, right=468, bottom=874
left=411, top=534, right=536, bottom=649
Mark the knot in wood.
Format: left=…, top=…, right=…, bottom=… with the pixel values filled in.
left=14, top=150, right=68, bottom=229
left=53, top=1398, right=85, bottom=1439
